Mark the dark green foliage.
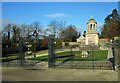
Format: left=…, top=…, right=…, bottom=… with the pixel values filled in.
left=71, top=45, right=79, bottom=48
left=65, top=42, right=69, bottom=46
left=56, top=39, right=62, bottom=49
left=101, top=9, right=120, bottom=39
left=60, top=25, right=80, bottom=42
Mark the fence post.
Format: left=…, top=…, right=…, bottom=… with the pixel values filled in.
left=91, top=45, right=94, bottom=69
left=70, top=46, right=73, bottom=56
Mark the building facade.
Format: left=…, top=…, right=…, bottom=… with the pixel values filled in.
left=77, top=17, right=99, bottom=46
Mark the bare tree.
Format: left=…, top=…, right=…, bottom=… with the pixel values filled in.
left=32, top=21, right=43, bottom=38
left=11, top=24, right=20, bottom=47
left=20, top=23, right=28, bottom=38
left=3, top=24, right=12, bottom=41
left=46, top=20, right=66, bottom=38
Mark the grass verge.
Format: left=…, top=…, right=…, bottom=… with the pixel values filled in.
left=28, top=50, right=108, bottom=61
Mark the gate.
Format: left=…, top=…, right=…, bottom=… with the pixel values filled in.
left=48, top=36, right=114, bottom=70
left=2, top=35, right=36, bottom=68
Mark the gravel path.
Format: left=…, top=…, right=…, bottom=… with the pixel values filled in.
left=2, top=67, right=118, bottom=81
left=25, top=49, right=70, bottom=59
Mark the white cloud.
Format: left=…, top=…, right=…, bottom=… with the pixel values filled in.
left=44, top=13, right=72, bottom=18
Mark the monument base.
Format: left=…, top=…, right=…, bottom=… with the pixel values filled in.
left=81, top=51, right=89, bottom=58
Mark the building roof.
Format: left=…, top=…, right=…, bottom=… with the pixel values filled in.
left=87, top=18, right=97, bottom=24
left=76, top=36, right=85, bottom=42
left=99, top=38, right=109, bottom=43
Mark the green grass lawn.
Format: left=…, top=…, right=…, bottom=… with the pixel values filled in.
left=56, top=51, right=81, bottom=56
left=1, top=54, right=19, bottom=60
left=28, top=56, right=48, bottom=61
left=87, top=50, right=108, bottom=60
left=2, top=50, right=108, bottom=62
left=28, top=50, right=108, bottom=61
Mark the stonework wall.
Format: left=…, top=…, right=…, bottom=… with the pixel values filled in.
left=62, top=42, right=79, bottom=47
left=86, top=33, right=98, bottom=45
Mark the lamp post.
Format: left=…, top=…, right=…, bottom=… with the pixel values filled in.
left=33, top=30, right=38, bottom=60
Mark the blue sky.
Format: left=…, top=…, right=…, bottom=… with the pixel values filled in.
left=2, top=2, right=118, bottom=34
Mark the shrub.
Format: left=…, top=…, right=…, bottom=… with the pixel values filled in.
left=65, top=42, right=69, bottom=46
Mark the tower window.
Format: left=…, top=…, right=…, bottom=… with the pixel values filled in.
left=93, top=24, right=95, bottom=29
left=90, top=24, right=92, bottom=30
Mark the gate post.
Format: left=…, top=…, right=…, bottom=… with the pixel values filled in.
left=112, top=46, right=115, bottom=70
left=110, top=37, right=119, bottom=71
left=48, top=35, right=55, bottom=68
left=19, top=34, right=25, bottom=66
left=113, top=37, right=120, bottom=71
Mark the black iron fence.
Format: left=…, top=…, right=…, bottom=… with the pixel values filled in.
left=54, top=47, right=113, bottom=70
left=48, top=36, right=115, bottom=70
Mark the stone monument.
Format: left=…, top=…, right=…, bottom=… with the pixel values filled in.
left=86, top=17, right=99, bottom=45
left=81, top=50, right=89, bottom=58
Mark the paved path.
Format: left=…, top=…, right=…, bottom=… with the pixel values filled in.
left=25, top=48, right=82, bottom=59
left=25, top=49, right=70, bottom=59
left=2, top=67, right=118, bottom=81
